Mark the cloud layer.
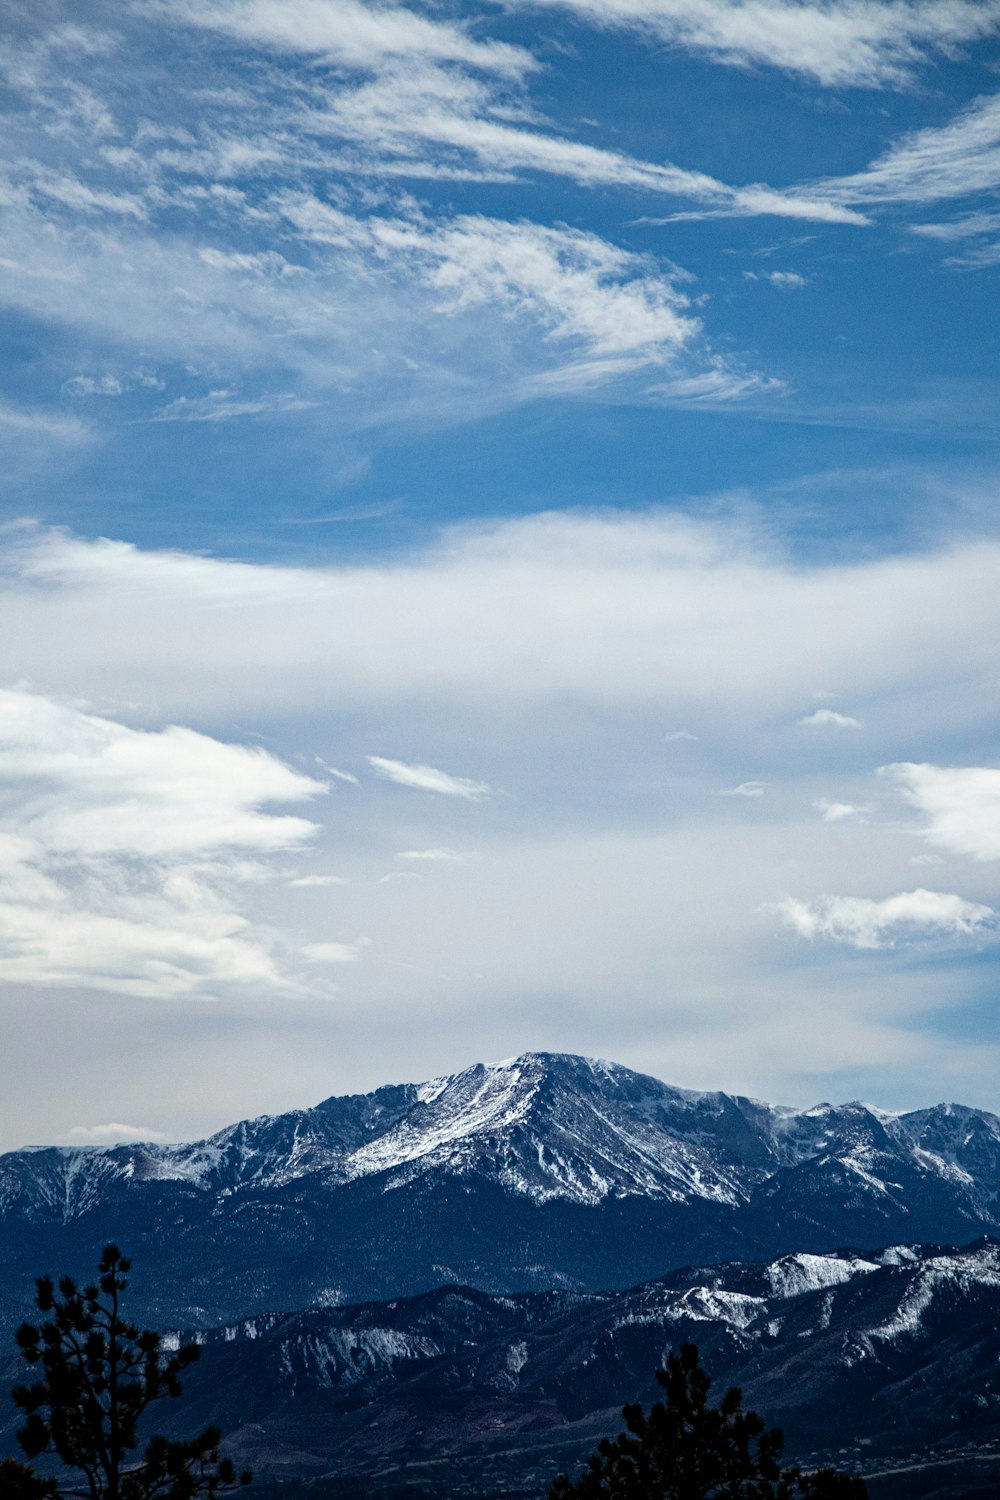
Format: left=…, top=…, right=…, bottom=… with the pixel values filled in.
left=0, top=689, right=326, bottom=998
left=5, top=513, right=999, bottom=730
left=0, top=507, right=999, bottom=1136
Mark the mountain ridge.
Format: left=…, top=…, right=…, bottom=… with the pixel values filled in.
left=2, top=1051, right=1000, bottom=1328
left=5, top=1236, right=995, bottom=1498
left=6, top=1051, right=998, bottom=1214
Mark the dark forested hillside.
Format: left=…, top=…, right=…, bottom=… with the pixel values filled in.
left=4, top=1239, right=997, bottom=1498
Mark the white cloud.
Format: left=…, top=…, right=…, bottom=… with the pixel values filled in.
left=820, top=93, right=1000, bottom=207
left=0, top=177, right=755, bottom=417
left=785, top=91, right=1000, bottom=242
left=7, top=513, right=1000, bottom=729
left=0, top=399, right=89, bottom=443
left=367, top=756, right=492, bottom=799
left=940, top=240, right=1000, bottom=269
left=883, top=762, right=1000, bottom=860
left=721, top=781, right=766, bottom=797
left=0, top=5, right=878, bottom=441
left=814, top=799, right=866, bottom=822
left=165, top=0, right=534, bottom=77
left=745, top=269, right=808, bottom=288
left=499, top=0, right=1000, bottom=89
left=799, top=708, right=864, bottom=728
left=26, top=169, right=147, bottom=220
left=0, top=690, right=321, bottom=858
left=1, top=513, right=1000, bottom=1130
left=64, top=1121, right=170, bottom=1144
left=0, top=688, right=328, bottom=998
left=911, top=208, right=1000, bottom=241
left=642, top=90, right=1000, bottom=232
left=395, top=848, right=473, bottom=862
left=664, top=729, right=698, bottom=742
left=280, top=199, right=699, bottom=367
left=150, top=391, right=317, bottom=423
left=301, top=61, right=855, bottom=221
left=117, top=6, right=864, bottom=226
left=300, top=938, right=369, bottom=963
left=315, top=759, right=359, bottom=784
left=288, top=873, right=348, bottom=886
left=62, top=374, right=124, bottom=397
left=770, top=888, right=996, bottom=948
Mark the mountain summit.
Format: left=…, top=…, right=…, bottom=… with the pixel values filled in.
left=2, top=1052, right=1000, bottom=1326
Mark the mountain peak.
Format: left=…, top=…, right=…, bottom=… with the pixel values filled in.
left=5, top=1054, right=1000, bottom=1325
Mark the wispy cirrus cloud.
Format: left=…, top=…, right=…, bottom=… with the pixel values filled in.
left=820, top=93, right=1000, bottom=208
left=744, top=269, right=808, bottom=288
left=395, top=848, right=475, bottom=861
left=779, top=91, right=1000, bottom=258
left=497, top=0, right=1000, bottom=89
left=3, top=0, right=911, bottom=460
left=651, top=90, right=1000, bottom=240
left=367, top=756, right=493, bottom=799
left=0, top=151, right=781, bottom=429
left=0, top=399, right=89, bottom=443
left=0, top=183, right=725, bottom=423
left=153, top=0, right=863, bottom=219
left=161, top=0, right=535, bottom=76
left=294, top=60, right=857, bottom=220
left=912, top=209, right=1000, bottom=242
left=280, top=199, right=698, bottom=365
left=150, top=390, right=318, bottom=423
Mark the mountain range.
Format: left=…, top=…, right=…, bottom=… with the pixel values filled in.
left=2, top=1052, right=1000, bottom=1329
left=5, top=1237, right=999, bottom=1499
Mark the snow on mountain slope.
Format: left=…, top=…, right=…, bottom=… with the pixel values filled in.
left=337, top=1054, right=765, bottom=1205
left=111, top=1237, right=1000, bottom=1493
left=3, top=1052, right=1000, bottom=1231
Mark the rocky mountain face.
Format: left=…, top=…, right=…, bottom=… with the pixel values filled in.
left=2, top=1053, right=1000, bottom=1327
left=4, top=1239, right=996, bottom=1498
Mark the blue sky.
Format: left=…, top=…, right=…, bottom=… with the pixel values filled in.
left=2, top=0, right=1000, bottom=1148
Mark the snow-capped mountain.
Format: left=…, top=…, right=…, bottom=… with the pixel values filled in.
left=2, top=1053, right=1000, bottom=1327
left=0, top=1053, right=788, bottom=1212
left=5, top=1238, right=991, bottom=1497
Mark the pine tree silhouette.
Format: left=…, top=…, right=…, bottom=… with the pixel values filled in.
left=2, top=1245, right=251, bottom=1500
left=550, top=1342, right=867, bottom=1500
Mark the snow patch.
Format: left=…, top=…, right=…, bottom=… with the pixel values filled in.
left=767, top=1253, right=878, bottom=1299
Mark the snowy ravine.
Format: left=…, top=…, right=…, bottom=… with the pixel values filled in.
left=2, top=1052, right=1000, bottom=1325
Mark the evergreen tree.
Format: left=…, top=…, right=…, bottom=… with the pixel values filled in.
left=550, top=1343, right=867, bottom=1500
left=1, top=1245, right=250, bottom=1500
left=0, top=1460, right=57, bottom=1500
